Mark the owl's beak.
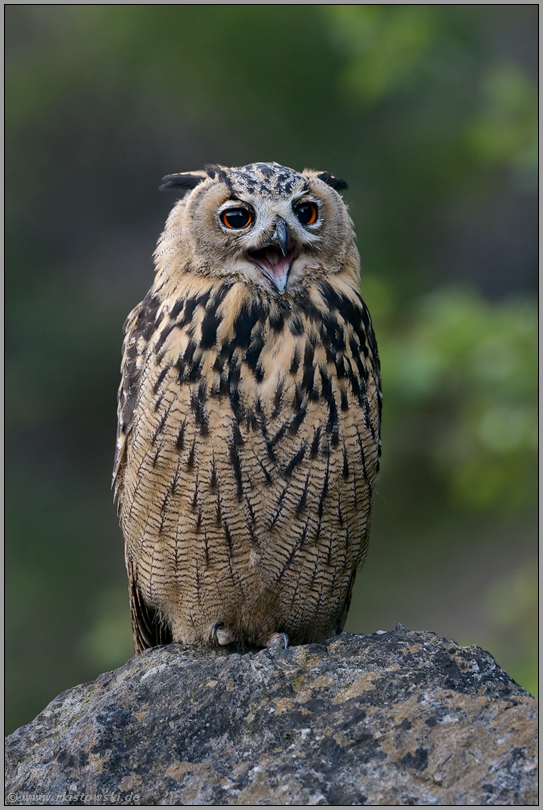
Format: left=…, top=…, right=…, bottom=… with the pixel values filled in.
left=247, top=218, right=298, bottom=294
left=274, top=218, right=289, bottom=257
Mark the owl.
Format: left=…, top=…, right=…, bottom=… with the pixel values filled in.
left=113, top=162, right=381, bottom=653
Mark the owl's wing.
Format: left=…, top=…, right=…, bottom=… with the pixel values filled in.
left=334, top=569, right=358, bottom=635
left=112, top=292, right=162, bottom=501
left=127, top=556, right=173, bottom=654
left=113, top=292, right=176, bottom=653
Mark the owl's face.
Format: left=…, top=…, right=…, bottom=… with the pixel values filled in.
left=159, top=163, right=355, bottom=296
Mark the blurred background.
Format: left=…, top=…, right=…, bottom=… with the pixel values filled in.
left=5, top=5, right=538, bottom=734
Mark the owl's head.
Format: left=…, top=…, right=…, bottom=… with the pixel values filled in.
left=155, top=163, right=358, bottom=296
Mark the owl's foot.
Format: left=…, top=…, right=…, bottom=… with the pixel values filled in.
left=211, top=621, right=235, bottom=646
left=265, top=632, right=289, bottom=649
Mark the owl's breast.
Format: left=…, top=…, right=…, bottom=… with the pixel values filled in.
left=117, top=277, right=381, bottom=610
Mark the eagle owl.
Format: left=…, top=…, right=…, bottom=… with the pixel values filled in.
left=114, top=162, right=381, bottom=653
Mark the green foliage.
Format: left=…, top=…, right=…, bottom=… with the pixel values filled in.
left=78, top=588, right=134, bottom=672
left=325, top=5, right=438, bottom=102
left=466, top=62, right=538, bottom=176
left=461, top=559, right=538, bottom=698
left=380, top=287, right=537, bottom=510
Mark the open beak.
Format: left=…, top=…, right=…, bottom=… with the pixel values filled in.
left=246, top=218, right=298, bottom=293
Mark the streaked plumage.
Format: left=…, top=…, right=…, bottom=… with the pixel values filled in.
left=114, top=162, right=381, bottom=653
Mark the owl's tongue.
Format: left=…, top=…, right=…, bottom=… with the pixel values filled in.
left=248, top=244, right=297, bottom=293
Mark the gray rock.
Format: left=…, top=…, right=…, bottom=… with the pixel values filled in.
left=5, top=626, right=538, bottom=806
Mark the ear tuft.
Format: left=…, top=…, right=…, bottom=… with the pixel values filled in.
left=204, top=163, right=225, bottom=179
left=316, top=172, right=349, bottom=192
left=159, top=172, right=208, bottom=192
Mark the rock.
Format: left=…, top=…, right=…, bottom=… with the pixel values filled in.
left=5, top=626, right=538, bottom=806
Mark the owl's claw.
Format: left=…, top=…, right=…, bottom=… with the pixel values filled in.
left=265, top=632, right=289, bottom=649
left=211, top=621, right=235, bottom=646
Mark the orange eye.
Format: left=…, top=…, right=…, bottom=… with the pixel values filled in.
left=221, top=208, right=252, bottom=229
left=295, top=202, right=318, bottom=226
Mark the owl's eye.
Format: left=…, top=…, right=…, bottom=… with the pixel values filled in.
left=221, top=208, right=252, bottom=229
left=294, top=202, right=318, bottom=226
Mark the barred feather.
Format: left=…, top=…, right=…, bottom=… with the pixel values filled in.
left=114, top=163, right=381, bottom=652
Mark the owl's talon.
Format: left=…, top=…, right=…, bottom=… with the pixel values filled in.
left=211, top=621, right=235, bottom=645
left=265, top=632, right=289, bottom=649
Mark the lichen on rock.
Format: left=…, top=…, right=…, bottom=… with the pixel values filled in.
left=4, top=626, right=538, bottom=806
